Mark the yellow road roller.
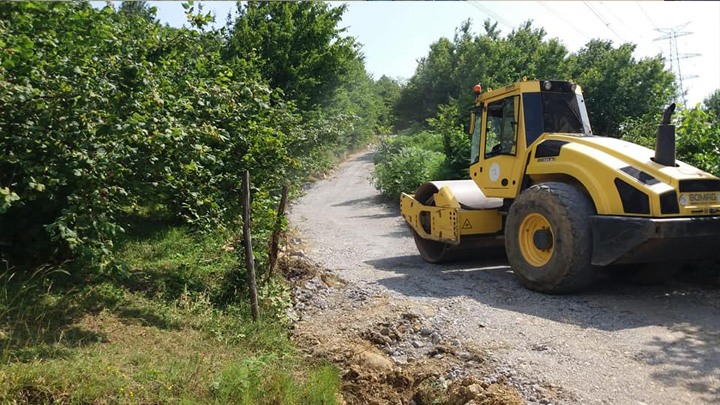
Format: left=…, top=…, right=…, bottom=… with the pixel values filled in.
left=400, top=80, right=720, bottom=293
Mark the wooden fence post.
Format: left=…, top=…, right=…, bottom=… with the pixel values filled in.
left=242, top=170, right=259, bottom=321
left=267, top=184, right=289, bottom=280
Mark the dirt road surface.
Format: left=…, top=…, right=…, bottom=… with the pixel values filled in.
left=290, top=151, right=720, bottom=405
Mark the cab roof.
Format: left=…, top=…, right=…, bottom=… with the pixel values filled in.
left=476, top=80, right=581, bottom=104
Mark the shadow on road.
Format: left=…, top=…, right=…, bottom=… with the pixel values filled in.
left=366, top=253, right=720, bottom=402
left=351, top=212, right=398, bottom=220
left=331, top=195, right=386, bottom=208
left=354, top=151, right=375, bottom=163
left=644, top=323, right=720, bottom=402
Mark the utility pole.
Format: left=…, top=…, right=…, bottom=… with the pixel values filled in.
left=654, top=22, right=700, bottom=107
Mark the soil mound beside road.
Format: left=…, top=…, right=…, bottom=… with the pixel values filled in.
left=279, top=242, right=533, bottom=404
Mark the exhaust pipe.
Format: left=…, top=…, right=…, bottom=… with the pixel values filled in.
left=654, top=103, right=676, bottom=166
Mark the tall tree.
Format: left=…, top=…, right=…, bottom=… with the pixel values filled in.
left=393, top=19, right=570, bottom=130
left=392, top=19, right=675, bottom=138
left=374, top=75, right=402, bottom=131
left=704, top=89, right=720, bottom=118
left=119, top=1, right=156, bottom=22
left=225, top=1, right=359, bottom=110
left=567, top=40, right=675, bottom=136
left=325, top=57, right=382, bottom=147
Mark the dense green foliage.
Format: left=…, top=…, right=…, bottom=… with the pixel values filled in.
left=119, top=0, right=156, bottom=22
left=705, top=90, right=720, bottom=119
left=373, top=97, right=481, bottom=199
left=0, top=1, right=387, bottom=270
left=1, top=1, right=285, bottom=266
left=371, top=102, right=471, bottom=199
left=394, top=20, right=675, bottom=138
left=373, top=131, right=443, bottom=166
left=395, top=20, right=566, bottom=130
left=623, top=107, right=720, bottom=176
left=0, top=1, right=389, bottom=402
left=427, top=100, right=471, bottom=179
left=372, top=142, right=444, bottom=200
left=374, top=75, right=403, bottom=133
left=565, top=40, right=674, bottom=136
left=225, top=2, right=358, bottom=111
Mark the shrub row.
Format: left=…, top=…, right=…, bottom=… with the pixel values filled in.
left=372, top=101, right=473, bottom=199
left=622, top=106, right=720, bottom=177
left=0, top=2, right=376, bottom=272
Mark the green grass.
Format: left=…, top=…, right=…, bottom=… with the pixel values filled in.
left=0, top=222, right=340, bottom=404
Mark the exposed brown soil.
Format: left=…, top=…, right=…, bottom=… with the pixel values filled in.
left=279, top=238, right=527, bottom=405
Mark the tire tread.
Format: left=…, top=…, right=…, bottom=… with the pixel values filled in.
left=506, top=182, right=596, bottom=293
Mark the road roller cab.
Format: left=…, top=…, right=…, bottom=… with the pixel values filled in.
left=400, top=79, right=720, bottom=293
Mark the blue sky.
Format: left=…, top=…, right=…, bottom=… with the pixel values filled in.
left=91, top=1, right=720, bottom=106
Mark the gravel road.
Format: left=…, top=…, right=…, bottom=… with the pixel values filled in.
left=290, top=150, right=720, bottom=405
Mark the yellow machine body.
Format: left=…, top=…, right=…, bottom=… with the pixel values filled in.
left=400, top=188, right=502, bottom=244
left=465, top=80, right=719, bottom=217
left=522, top=134, right=720, bottom=217
left=400, top=79, right=720, bottom=269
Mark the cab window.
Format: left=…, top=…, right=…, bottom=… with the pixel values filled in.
left=523, top=92, right=592, bottom=146
left=484, top=97, right=518, bottom=158
left=470, top=109, right=482, bottom=163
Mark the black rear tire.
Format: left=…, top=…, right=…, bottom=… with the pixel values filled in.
left=505, top=182, right=597, bottom=294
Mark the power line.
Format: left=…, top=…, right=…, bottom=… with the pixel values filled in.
left=466, top=1, right=514, bottom=31
left=600, top=1, right=663, bottom=54
left=634, top=0, right=679, bottom=62
left=538, top=1, right=591, bottom=41
left=599, top=2, right=643, bottom=42
left=626, top=2, right=664, bottom=54
left=636, top=1, right=659, bottom=30
left=583, top=1, right=626, bottom=43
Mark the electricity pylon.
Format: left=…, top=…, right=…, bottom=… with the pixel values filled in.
left=654, top=22, right=700, bottom=106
